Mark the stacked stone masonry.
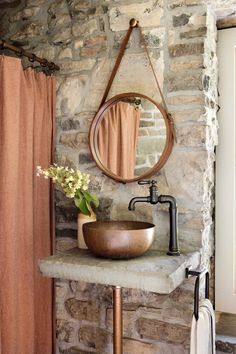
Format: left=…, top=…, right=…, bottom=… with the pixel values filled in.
left=0, top=0, right=221, bottom=353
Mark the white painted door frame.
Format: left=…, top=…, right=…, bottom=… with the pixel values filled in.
left=216, top=28, right=236, bottom=314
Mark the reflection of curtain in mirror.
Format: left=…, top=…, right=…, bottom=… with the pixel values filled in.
left=97, top=101, right=140, bottom=179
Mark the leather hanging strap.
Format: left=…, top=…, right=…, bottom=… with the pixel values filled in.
left=137, top=24, right=177, bottom=142
left=99, top=18, right=177, bottom=142
left=99, top=22, right=134, bottom=108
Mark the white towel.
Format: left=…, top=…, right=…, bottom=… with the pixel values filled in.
left=190, top=298, right=216, bottom=354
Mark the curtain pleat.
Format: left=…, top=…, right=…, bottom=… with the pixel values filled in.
left=0, top=55, right=55, bottom=354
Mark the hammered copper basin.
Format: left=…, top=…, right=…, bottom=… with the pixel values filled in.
left=83, top=220, right=155, bottom=259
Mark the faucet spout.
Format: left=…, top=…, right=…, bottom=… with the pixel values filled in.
left=128, top=180, right=180, bottom=256
left=128, top=196, right=150, bottom=211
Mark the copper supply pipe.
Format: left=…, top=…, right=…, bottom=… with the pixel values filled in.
left=113, top=286, right=123, bottom=354
left=0, top=39, right=60, bottom=71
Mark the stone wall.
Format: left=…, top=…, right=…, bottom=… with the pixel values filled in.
left=55, top=278, right=196, bottom=354
left=213, top=0, right=236, bottom=28
left=0, top=0, right=218, bottom=353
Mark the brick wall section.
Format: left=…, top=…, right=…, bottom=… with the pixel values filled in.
left=0, top=0, right=219, bottom=353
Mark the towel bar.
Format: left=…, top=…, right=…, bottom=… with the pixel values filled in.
left=185, top=267, right=210, bottom=321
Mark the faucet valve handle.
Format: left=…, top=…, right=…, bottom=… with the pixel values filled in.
left=138, top=180, right=157, bottom=186
left=138, top=180, right=150, bottom=185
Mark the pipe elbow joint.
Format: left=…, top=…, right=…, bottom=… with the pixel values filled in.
left=158, top=195, right=177, bottom=209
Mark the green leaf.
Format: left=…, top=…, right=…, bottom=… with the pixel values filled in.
left=74, top=190, right=99, bottom=215
left=83, top=190, right=99, bottom=208
left=75, top=190, right=83, bottom=199
left=74, top=195, right=82, bottom=208
left=76, top=197, right=91, bottom=216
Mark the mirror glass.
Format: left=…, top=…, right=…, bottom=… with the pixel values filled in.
left=89, top=93, right=174, bottom=183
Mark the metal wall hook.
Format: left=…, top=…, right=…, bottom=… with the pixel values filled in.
left=186, top=267, right=209, bottom=321
left=129, top=18, right=139, bottom=28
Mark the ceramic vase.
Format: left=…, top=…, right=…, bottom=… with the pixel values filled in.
left=77, top=210, right=96, bottom=249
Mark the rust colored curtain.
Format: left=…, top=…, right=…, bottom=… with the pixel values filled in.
left=97, top=101, right=140, bottom=179
left=0, top=56, right=55, bottom=354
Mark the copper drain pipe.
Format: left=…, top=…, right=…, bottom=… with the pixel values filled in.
left=113, top=286, right=123, bottom=354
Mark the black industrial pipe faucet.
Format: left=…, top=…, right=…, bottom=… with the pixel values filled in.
left=128, top=180, right=180, bottom=256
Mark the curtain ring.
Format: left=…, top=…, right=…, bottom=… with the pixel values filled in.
left=41, top=58, right=48, bottom=67
left=47, top=62, right=55, bottom=70
left=0, top=40, right=6, bottom=50
left=29, top=53, right=36, bottom=62
left=17, top=49, right=23, bottom=57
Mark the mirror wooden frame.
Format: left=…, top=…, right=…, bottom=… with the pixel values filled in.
left=89, top=92, right=174, bottom=183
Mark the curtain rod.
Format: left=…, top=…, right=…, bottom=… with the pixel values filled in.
left=0, top=39, right=60, bottom=71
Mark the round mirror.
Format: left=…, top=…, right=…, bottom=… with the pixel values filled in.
left=89, top=93, right=174, bottom=183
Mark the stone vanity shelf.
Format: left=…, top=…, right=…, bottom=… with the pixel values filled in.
left=39, top=248, right=200, bottom=354
left=38, top=248, right=200, bottom=294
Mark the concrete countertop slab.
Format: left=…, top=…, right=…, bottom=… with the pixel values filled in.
left=38, top=248, right=200, bottom=294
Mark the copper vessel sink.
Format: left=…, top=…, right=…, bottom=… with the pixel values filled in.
left=83, top=220, right=155, bottom=259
